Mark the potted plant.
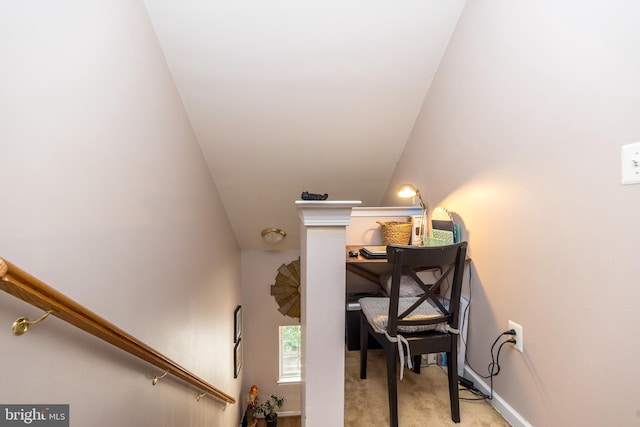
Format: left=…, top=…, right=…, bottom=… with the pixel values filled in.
left=254, top=394, right=285, bottom=427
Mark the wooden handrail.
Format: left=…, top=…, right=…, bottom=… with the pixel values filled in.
left=0, top=257, right=235, bottom=405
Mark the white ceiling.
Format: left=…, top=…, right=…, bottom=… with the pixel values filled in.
left=142, top=0, right=465, bottom=250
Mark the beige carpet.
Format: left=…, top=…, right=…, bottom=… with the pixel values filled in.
left=344, top=349, right=510, bottom=427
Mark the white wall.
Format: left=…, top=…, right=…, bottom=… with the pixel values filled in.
left=0, top=1, right=242, bottom=426
left=384, top=1, right=640, bottom=426
left=240, top=250, right=301, bottom=414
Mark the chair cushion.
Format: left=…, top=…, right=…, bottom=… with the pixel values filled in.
left=358, top=297, right=449, bottom=335
left=379, top=273, right=424, bottom=297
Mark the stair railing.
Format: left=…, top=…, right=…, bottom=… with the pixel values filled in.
left=0, top=257, right=235, bottom=405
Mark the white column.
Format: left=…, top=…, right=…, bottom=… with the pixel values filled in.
left=296, top=200, right=361, bottom=427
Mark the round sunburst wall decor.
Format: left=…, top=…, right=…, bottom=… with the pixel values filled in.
left=270, top=259, right=300, bottom=319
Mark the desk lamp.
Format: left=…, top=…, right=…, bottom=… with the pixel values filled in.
left=396, top=184, right=427, bottom=245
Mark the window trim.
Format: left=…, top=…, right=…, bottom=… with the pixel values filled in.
left=278, top=325, right=301, bottom=382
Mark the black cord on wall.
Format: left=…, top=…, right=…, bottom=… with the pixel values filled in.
left=459, top=265, right=515, bottom=401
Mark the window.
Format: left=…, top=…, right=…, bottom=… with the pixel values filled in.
left=279, top=325, right=301, bottom=382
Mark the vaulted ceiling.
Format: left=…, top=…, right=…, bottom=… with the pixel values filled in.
left=142, top=0, right=465, bottom=250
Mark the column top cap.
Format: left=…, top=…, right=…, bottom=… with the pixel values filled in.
left=296, top=200, right=362, bottom=226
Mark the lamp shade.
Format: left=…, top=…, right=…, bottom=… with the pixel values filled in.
left=396, top=184, right=425, bottom=209
left=396, top=184, right=419, bottom=198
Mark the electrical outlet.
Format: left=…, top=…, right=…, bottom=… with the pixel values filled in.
left=508, top=320, right=524, bottom=352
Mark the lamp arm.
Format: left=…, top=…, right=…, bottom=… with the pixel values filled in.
left=415, top=191, right=427, bottom=211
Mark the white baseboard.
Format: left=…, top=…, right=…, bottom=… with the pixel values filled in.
left=276, top=411, right=301, bottom=417
left=463, top=365, right=532, bottom=427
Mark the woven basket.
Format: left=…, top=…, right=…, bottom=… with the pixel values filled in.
left=377, top=221, right=412, bottom=245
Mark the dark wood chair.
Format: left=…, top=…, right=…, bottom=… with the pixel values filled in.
left=358, top=242, right=468, bottom=427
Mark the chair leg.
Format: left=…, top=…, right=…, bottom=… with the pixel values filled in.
left=385, top=345, right=399, bottom=427
left=447, top=345, right=460, bottom=423
left=359, top=314, right=368, bottom=379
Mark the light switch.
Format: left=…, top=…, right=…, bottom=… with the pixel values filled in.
left=621, top=142, right=640, bottom=185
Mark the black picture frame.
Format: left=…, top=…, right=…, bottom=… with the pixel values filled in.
left=234, top=338, right=242, bottom=378
left=234, top=305, right=242, bottom=343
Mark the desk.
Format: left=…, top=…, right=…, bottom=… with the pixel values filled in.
left=345, top=245, right=387, bottom=263
left=344, top=245, right=470, bottom=352
left=345, top=245, right=392, bottom=294
left=345, top=245, right=389, bottom=351
left=345, top=245, right=388, bottom=285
